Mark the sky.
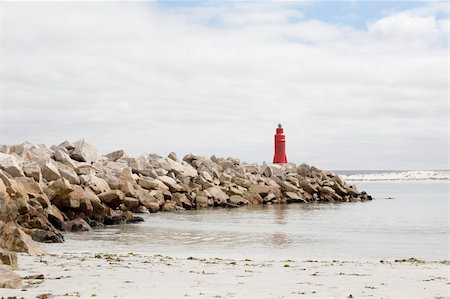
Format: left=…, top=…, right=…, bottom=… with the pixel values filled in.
left=0, top=1, right=448, bottom=170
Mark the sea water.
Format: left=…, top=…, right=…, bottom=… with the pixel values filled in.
left=44, top=181, right=449, bottom=261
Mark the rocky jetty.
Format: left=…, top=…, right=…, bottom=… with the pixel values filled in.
left=0, top=140, right=371, bottom=254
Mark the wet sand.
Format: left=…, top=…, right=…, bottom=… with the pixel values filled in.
left=0, top=252, right=448, bottom=298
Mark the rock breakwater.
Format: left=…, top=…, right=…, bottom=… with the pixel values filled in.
left=0, top=139, right=371, bottom=253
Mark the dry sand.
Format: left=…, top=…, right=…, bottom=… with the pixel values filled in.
left=0, top=252, right=448, bottom=298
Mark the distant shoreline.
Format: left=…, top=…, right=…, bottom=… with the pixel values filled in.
left=336, top=170, right=450, bottom=181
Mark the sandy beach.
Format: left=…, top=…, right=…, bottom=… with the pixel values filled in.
left=0, top=251, right=448, bottom=299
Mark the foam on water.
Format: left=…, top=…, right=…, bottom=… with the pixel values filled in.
left=337, top=170, right=450, bottom=181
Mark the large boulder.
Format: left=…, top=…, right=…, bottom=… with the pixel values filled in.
left=318, top=186, right=342, bottom=202
left=45, top=205, right=65, bottom=229
left=63, top=218, right=91, bottom=232
left=14, top=177, right=44, bottom=197
left=59, top=140, right=75, bottom=151
left=161, top=201, right=176, bottom=211
left=139, top=197, right=160, bottom=213
left=123, top=155, right=155, bottom=176
left=30, top=228, right=64, bottom=243
left=194, top=191, right=211, bottom=208
left=166, top=158, right=198, bottom=178
left=137, top=177, right=168, bottom=191
left=51, top=190, right=89, bottom=215
left=331, top=181, right=348, bottom=196
left=242, top=191, right=263, bottom=205
left=119, top=180, right=139, bottom=198
left=80, top=174, right=111, bottom=194
left=53, top=149, right=78, bottom=169
left=84, top=188, right=110, bottom=216
left=0, top=249, right=17, bottom=270
left=55, top=162, right=80, bottom=184
left=3, top=178, right=29, bottom=201
left=248, top=184, right=271, bottom=198
left=0, top=192, right=18, bottom=222
left=0, top=265, right=22, bottom=288
left=47, top=179, right=77, bottom=209
left=284, top=191, right=306, bottom=203
left=204, top=186, right=228, bottom=205
left=173, top=193, right=191, bottom=209
left=105, top=150, right=125, bottom=162
left=0, top=221, right=46, bottom=255
left=158, top=176, right=183, bottom=192
left=98, top=190, right=125, bottom=209
left=297, top=163, right=311, bottom=177
left=23, top=161, right=42, bottom=182
left=57, top=185, right=95, bottom=215
left=229, top=195, right=248, bottom=206
left=40, top=159, right=61, bottom=182
left=124, top=197, right=140, bottom=210
left=0, top=153, right=24, bottom=177
left=70, top=139, right=97, bottom=163
left=299, top=179, right=318, bottom=194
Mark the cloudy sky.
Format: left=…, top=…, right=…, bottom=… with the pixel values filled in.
left=0, top=1, right=448, bottom=170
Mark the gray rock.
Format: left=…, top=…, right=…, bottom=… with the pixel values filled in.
left=47, top=178, right=74, bottom=201
left=243, top=164, right=259, bottom=174
left=0, top=265, right=22, bottom=288
left=194, top=191, right=211, bottom=208
left=23, top=161, right=41, bottom=181
left=168, top=152, right=178, bottom=161
left=0, top=153, right=24, bottom=177
left=98, top=190, right=125, bottom=209
left=166, top=159, right=198, bottom=178
left=284, top=191, right=306, bottom=202
left=261, top=164, right=273, bottom=177
left=59, top=140, right=75, bottom=150
left=278, top=180, right=299, bottom=192
left=331, top=181, right=348, bottom=196
left=45, top=205, right=65, bottom=229
left=63, top=218, right=91, bottom=232
left=139, top=197, right=160, bottom=213
left=229, top=195, right=248, bottom=206
left=248, top=184, right=271, bottom=197
left=70, top=139, right=97, bottom=163
left=300, top=179, right=318, bottom=194
left=204, top=186, right=228, bottom=205
left=0, top=221, right=46, bottom=255
left=0, top=249, right=18, bottom=269
left=161, top=201, right=176, bottom=211
left=80, top=174, right=111, bottom=194
left=200, top=171, right=213, bottom=182
left=55, top=161, right=79, bottom=184
left=105, top=150, right=125, bottom=162
left=124, top=197, right=140, bottom=210
left=173, top=193, right=191, bottom=209
left=40, top=159, right=61, bottom=182
left=53, top=149, right=78, bottom=169
left=158, top=175, right=183, bottom=192
left=137, top=177, right=164, bottom=190
left=14, top=177, right=44, bottom=196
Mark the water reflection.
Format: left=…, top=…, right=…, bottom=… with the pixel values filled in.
left=270, top=232, right=292, bottom=247
left=274, top=205, right=288, bottom=225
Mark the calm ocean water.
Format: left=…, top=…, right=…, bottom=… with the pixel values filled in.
left=45, top=181, right=449, bottom=261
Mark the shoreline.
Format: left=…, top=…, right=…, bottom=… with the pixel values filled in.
left=0, top=251, right=448, bottom=299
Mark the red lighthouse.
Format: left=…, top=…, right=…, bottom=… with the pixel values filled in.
left=273, top=123, right=287, bottom=164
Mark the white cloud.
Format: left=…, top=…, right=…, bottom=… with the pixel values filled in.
left=0, top=2, right=448, bottom=170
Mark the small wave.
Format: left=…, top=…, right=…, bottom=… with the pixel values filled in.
left=339, top=170, right=450, bottom=181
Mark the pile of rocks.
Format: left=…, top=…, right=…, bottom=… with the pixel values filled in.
left=0, top=139, right=371, bottom=253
